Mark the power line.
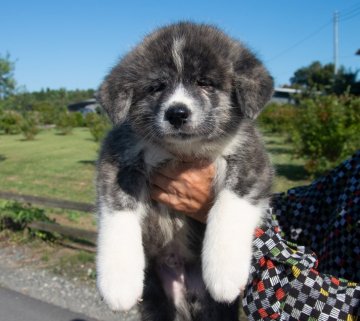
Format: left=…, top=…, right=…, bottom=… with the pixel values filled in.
left=266, top=2, right=360, bottom=63
left=266, top=20, right=331, bottom=62
left=340, top=9, right=360, bottom=22
left=339, top=2, right=360, bottom=18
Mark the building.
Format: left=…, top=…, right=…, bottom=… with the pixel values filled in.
left=67, top=99, right=100, bottom=115
left=270, top=87, right=302, bottom=104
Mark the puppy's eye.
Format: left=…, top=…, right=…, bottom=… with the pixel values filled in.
left=148, top=83, right=166, bottom=94
left=197, top=79, right=214, bottom=88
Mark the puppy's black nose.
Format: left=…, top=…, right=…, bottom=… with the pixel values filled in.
left=165, top=104, right=190, bottom=129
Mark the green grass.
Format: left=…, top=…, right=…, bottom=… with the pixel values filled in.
left=0, top=128, right=98, bottom=203
left=263, top=133, right=311, bottom=192
left=0, top=128, right=310, bottom=204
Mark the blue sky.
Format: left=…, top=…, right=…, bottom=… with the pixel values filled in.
left=1, top=0, right=359, bottom=92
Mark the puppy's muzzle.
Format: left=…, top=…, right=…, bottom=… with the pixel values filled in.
left=165, top=104, right=190, bottom=129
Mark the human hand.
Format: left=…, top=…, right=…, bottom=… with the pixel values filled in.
left=150, top=160, right=215, bottom=223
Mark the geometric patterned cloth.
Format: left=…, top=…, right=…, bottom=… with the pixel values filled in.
left=243, top=150, right=360, bottom=320
left=273, top=150, right=360, bottom=282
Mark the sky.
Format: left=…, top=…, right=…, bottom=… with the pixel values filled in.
left=1, top=0, right=360, bottom=92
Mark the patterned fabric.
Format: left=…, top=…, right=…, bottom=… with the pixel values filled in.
left=243, top=151, right=360, bottom=321
left=273, top=151, right=360, bottom=282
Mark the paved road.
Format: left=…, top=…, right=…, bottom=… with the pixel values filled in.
left=0, top=287, right=100, bottom=321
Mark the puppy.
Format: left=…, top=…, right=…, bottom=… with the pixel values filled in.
left=96, top=22, right=273, bottom=321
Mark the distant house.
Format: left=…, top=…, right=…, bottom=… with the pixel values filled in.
left=270, top=87, right=302, bottom=104
left=67, top=99, right=100, bottom=115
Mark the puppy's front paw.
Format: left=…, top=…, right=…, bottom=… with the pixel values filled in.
left=202, top=252, right=251, bottom=303
left=97, top=210, right=145, bottom=311
left=97, top=263, right=144, bottom=311
left=202, top=220, right=253, bottom=303
left=202, top=190, right=261, bottom=302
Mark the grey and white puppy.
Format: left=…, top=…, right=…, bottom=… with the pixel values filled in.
left=96, top=22, right=273, bottom=320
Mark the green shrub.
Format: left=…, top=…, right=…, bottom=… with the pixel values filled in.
left=55, top=110, right=76, bottom=135
left=291, top=95, right=360, bottom=175
left=31, top=102, right=57, bottom=125
left=85, top=113, right=111, bottom=142
left=343, top=97, right=360, bottom=154
left=258, top=103, right=299, bottom=134
left=21, top=111, right=40, bottom=140
left=72, top=111, right=85, bottom=127
left=0, top=110, right=24, bottom=134
left=0, top=200, right=51, bottom=231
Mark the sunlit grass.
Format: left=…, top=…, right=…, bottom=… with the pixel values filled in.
left=263, top=132, right=311, bottom=192
left=0, top=128, right=311, bottom=204
left=0, top=128, right=98, bottom=203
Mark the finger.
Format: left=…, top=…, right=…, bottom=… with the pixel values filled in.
left=150, top=185, right=208, bottom=223
left=150, top=172, right=185, bottom=196
left=150, top=171, right=173, bottom=189
left=149, top=185, right=178, bottom=207
left=151, top=185, right=194, bottom=214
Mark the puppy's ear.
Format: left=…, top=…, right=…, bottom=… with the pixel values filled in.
left=97, top=78, right=133, bottom=125
left=233, top=49, right=274, bottom=119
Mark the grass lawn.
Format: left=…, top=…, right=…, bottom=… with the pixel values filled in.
left=0, top=128, right=311, bottom=205
left=263, top=133, right=311, bottom=193
left=0, top=128, right=98, bottom=203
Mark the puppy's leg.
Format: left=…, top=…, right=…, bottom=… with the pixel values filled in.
left=156, top=252, right=186, bottom=308
left=97, top=205, right=145, bottom=311
left=202, top=189, right=263, bottom=303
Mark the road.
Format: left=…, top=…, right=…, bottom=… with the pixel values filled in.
left=0, top=287, right=100, bottom=321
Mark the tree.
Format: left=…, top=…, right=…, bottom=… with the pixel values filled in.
left=290, top=61, right=359, bottom=95
left=0, top=53, right=16, bottom=99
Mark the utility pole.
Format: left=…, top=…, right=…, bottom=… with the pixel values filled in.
left=333, top=11, right=339, bottom=75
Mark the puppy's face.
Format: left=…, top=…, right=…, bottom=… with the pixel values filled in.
left=127, top=35, right=235, bottom=145
left=99, top=23, right=273, bottom=146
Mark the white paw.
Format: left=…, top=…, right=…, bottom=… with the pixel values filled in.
left=97, top=259, right=144, bottom=311
left=202, top=190, right=261, bottom=303
left=202, top=250, right=251, bottom=303
left=96, top=210, right=145, bottom=311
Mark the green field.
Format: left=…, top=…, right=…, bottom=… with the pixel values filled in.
left=0, top=128, right=98, bottom=203
left=0, top=128, right=310, bottom=204
left=263, top=133, right=311, bottom=192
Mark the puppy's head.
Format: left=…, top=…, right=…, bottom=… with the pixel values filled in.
left=98, top=22, right=273, bottom=145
